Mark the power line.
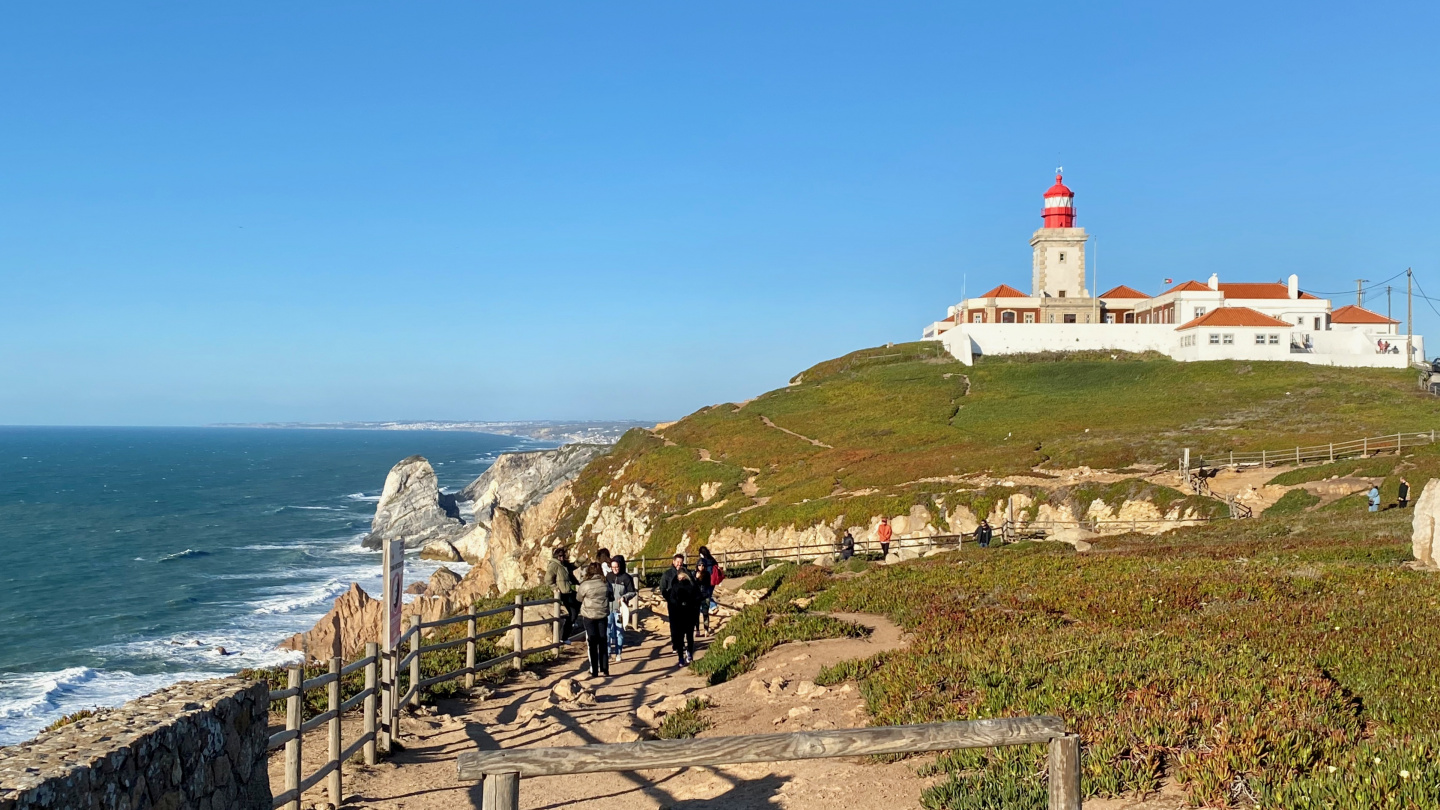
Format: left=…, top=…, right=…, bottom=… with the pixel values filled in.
left=1410, top=274, right=1440, bottom=321
left=1302, top=268, right=1409, bottom=297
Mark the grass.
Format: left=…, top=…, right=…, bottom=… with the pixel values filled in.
left=1262, top=488, right=1321, bottom=515
left=42, top=709, right=97, bottom=733
left=1268, top=456, right=1401, bottom=486
left=767, top=501, right=1440, bottom=808
left=548, top=343, right=1435, bottom=559
left=656, top=697, right=713, bottom=739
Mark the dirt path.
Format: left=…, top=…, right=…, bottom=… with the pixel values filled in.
left=758, top=416, right=833, bottom=449
left=310, top=603, right=923, bottom=809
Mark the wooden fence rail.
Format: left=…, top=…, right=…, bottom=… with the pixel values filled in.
left=1194, top=429, right=1435, bottom=470
left=267, top=594, right=569, bottom=810
left=456, top=716, right=1082, bottom=810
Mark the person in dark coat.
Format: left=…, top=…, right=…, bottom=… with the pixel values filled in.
left=694, top=546, right=720, bottom=635
left=1399, top=478, right=1412, bottom=508
left=608, top=556, right=637, bottom=659
left=840, top=530, right=855, bottom=560
left=976, top=520, right=993, bottom=548
left=544, top=547, right=579, bottom=639
left=658, top=554, right=700, bottom=664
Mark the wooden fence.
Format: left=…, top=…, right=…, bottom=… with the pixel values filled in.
left=267, top=592, right=572, bottom=810
left=634, top=516, right=1222, bottom=581
left=456, top=716, right=1082, bottom=810
left=1194, top=429, right=1435, bottom=470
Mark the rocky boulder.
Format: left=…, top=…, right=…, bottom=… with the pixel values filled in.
left=363, top=455, right=466, bottom=549
left=461, top=444, right=610, bottom=521
left=1412, top=479, right=1439, bottom=569
left=279, top=583, right=382, bottom=661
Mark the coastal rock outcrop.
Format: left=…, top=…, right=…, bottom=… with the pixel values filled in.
left=279, top=583, right=383, bottom=661
left=1412, top=479, right=1439, bottom=569
left=461, top=444, right=610, bottom=521
left=362, top=455, right=465, bottom=549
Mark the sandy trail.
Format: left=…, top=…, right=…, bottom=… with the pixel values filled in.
left=285, top=597, right=924, bottom=809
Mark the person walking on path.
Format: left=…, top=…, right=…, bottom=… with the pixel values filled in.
left=840, top=530, right=855, bottom=561
left=575, top=562, right=611, bottom=678
left=608, top=556, right=637, bottom=659
left=877, top=517, right=893, bottom=558
left=1368, top=485, right=1381, bottom=513
left=1399, top=478, right=1412, bottom=508
left=659, top=554, right=700, bottom=664
left=694, top=546, right=721, bottom=636
left=976, top=520, right=993, bottom=549
left=545, top=547, right=580, bottom=639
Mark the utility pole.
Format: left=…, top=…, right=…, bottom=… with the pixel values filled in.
left=1407, top=268, right=1414, bottom=365
left=1355, top=278, right=1369, bottom=307
left=1387, top=286, right=1393, bottom=320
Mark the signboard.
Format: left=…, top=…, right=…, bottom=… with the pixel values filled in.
left=381, top=539, right=405, bottom=651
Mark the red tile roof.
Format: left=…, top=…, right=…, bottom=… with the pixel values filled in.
left=1163, top=280, right=1213, bottom=294
left=1175, top=306, right=1292, bottom=331
left=1098, top=284, right=1150, bottom=299
left=1219, top=282, right=1319, bottom=300
left=977, top=283, right=1029, bottom=298
left=1330, top=304, right=1398, bottom=324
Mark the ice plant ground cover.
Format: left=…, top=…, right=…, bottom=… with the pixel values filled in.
left=773, top=503, right=1440, bottom=808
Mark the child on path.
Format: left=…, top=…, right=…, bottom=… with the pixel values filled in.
left=695, top=546, right=720, bottom=635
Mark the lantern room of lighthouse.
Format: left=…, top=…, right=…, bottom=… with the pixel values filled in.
left=1030, top=172, right=1091, bottom=321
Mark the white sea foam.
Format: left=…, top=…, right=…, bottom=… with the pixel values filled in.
left=157, top=548, right=209, bottom=562
left=345, top=492, right=381, bottom=502
left=0, top=667, right=219, bottom=747
left=250, top=577, right=353, bottom=615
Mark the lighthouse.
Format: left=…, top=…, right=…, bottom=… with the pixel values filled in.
left=1030, top=171, right=1090, bottom=316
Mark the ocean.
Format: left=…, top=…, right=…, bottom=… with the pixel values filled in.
left=0, top=426, right=541, bottom=746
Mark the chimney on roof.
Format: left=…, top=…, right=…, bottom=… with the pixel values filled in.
left=1288, top=274, right=1299, bottom=300
left=1207, top=273, right=1219, bottom=291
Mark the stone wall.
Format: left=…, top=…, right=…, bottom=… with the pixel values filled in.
left=0, top=678, right=270, bottom=810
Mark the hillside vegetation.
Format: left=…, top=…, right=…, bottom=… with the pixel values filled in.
left=553, top=343, right=1436, bottom=557
left=751, top=499, right=1440, bottom=808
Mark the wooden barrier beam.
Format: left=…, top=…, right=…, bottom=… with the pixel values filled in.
left=457, top=717, right=1065, bottom=780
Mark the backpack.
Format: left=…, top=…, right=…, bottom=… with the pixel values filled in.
left=710, top=563, right=725, bottom=587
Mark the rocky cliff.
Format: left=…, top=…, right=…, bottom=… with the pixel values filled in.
left=461, top=444, right=610, bottom=521
left=362, top=455, right=465, bottom=549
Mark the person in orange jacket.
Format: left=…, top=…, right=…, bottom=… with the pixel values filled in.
left=877, top=517, right=893, bottom=558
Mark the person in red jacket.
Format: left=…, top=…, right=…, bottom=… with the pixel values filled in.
left=877, top=517, right=893, bottom=558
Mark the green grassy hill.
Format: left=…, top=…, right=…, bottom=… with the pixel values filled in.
left=554, top=343, right=1437, bottom=557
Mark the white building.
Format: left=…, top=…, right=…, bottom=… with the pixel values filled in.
left=923, top=174, right=1423, bottom=368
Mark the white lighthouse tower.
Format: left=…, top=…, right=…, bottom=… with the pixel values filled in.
left=1030, top=171, right=1092, bottom=322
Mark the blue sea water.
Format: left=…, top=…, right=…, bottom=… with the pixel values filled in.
left=0, top=426, right=540, bottom=746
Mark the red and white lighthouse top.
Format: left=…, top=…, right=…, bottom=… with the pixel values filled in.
left=1042, top=173, right=1075, bottom=229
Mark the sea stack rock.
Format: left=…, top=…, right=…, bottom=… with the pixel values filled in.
left=363, top=455, right=465, bottom=549
left=461, top=444, right=610, bottom=522
left=1413, top=479, right=1439, bottom=569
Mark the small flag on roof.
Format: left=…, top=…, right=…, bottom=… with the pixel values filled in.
left=1164, top=278, right=1173, bottom=284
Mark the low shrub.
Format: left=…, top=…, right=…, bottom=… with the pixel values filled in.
left=656, top=697, right=713, bottom=739
left=1262, top=488, right=1321, bottom=516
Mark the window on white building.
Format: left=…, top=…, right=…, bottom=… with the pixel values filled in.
left=1194, top=307, right=1207, bottom=319
left=1024, top=312, right=1035, bottom=323
left=1255, top=334, right=1266, bottom=345
left=1059, top=252, right=1067, bottom=262
left=1268, top=334, right=1280, bottom=345
left=1223, top=334, right=1234, bottom=345
left=1209, top=333, right=1220, bottom=345
left=1314, top=317, right=1322, bottom=331
left=972, top=313, right=983, bottom=323
left=1001, top=311, right=1016, bottom=323
left=1058, top=290, right=1067, bottom=298
left=1064, top=314, right=1077, bottom=323
left=1105, top=313, right=1115, bottom=323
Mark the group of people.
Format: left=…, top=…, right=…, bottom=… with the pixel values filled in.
left=836, top=516, right=996, bottom=560
left=658, top=547, right=723, bottom=665
left=544, top=546, right=639, bottom=679
left=1369, top=477, right=1412, bottom=512
left=542, top=544, right=725, bottom=676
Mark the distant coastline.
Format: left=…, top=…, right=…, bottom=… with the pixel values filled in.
left=207, top=420, right=655, bottom=444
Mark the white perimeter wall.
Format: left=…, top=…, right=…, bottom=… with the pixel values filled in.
left=939, top=324, right=1176, bottom=365
left=936, top=323, right=1425, bottom=369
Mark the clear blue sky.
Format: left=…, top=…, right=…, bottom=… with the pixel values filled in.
left=4, top=2, right=1438, bottom=426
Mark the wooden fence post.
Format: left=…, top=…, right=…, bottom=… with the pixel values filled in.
left=1397, top=432, right=1403, bottom=453
left=760, top=546, right=767, bottom=568
left=552, top=588, right=563, bottom=646
left=483, top=771, right=521, bottom=810
left=1261, top=449, right=1267, bottom=467
left=380, top=647, right=394, bottom=752
left=513, top=593, right=525, bottom=672
left=363, top=642, right=378, bottom=766
left=465, top=615, right=477, bottom=689
left=408, top=616, right=420, bottom=708
left=283, top=666, right=302, bottom=810
left=795, top=538, right=802, bottom=564
left=1295, top=446, right=1300, bottom=464
left=327, top=656, right=342, bottom=807
left=1229, top=450, right=1234, bottom=467
left=1048, top=734, right=1081, bottom=810
left=1329, top=443, right=1334, bottom=462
